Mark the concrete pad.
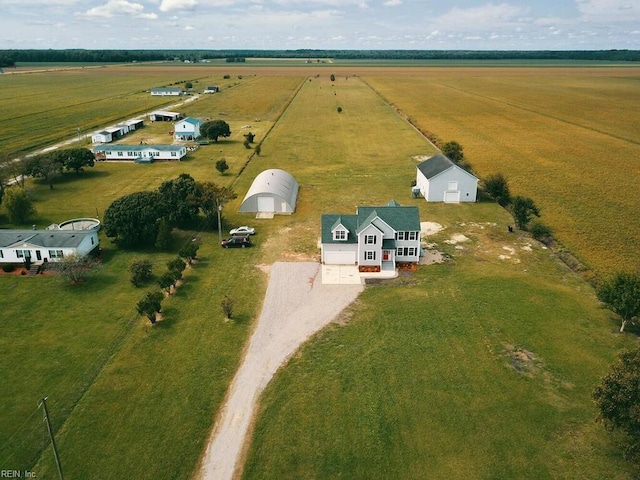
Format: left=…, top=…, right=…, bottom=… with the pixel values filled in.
left=321, top=265, right=362, bottom=285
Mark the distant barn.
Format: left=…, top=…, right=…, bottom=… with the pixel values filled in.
left=239, top=169, right=299, bottom=215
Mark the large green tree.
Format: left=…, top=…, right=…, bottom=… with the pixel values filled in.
left=23, top=153, right=63, bottom=189
left=201, top=120, right=231, bottom=142
left=597, top=272, right=640, bottom=333
left=157, top=173, right=199, bottom=226
left=103, top=191, right=165, bottom=247
left=593, top=346, right=640, bottom=463
left=196, top=181, right=237, bottom=228
left=56, top=148, right=95, bottom=174
left=3, top=187, right=36, bottom=224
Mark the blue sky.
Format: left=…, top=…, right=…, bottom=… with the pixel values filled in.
left=0, top=0, right=639, bottom=50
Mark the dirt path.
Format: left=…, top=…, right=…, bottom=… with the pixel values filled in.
left=196, top=262, right=363, bottom=480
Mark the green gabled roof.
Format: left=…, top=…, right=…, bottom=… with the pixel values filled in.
left=357, top=202, right=420, bottom=232
left=321, top=214, right=358, bottom=244
left=321, top=200, right=420, bottom=244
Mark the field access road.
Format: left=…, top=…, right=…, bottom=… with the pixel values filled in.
left=197, top=262, right=363, bottom=480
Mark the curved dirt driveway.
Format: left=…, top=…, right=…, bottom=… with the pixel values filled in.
left=197, top=262, right=364, bottom=480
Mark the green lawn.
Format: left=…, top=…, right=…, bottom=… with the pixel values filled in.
left=243, top=215, right=636, bottom=479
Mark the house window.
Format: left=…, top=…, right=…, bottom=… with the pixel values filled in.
left=364, top=235, right=377, bottom=245
left=334, top=230, right=346, bottom=241
left=408, top=247, right=417, bottom=256
left=16, top=249, right=30, bottom=258
left=0, top=250, right=3, bottom=258
left=171, top=152, right=177, bottom=157
left=397, top=247, right=406, bottom=256
left=364, top=251, right=376, bottom=261
left=397, top=231, right=406, bottom=240
left=397, top=247, right=418, bottom=257
left=49, top=250, right=64, bottom=259
left=91, top=237, right=95, bottom=245
left=117, top=151, right=123, bottom=157
left=408, top=232, right=418, bottom=241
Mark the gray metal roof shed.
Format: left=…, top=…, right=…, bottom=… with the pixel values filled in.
left=239, top=169, right=299, bottom=214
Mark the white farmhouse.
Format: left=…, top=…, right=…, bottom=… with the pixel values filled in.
left=92, top=144, right=187, bottom=162
left=174, top=117, right=204, bottom=141
left=321, top=200, right=421, bottom=272
left=151, top=87, right=183, bottom=96
left=416, top=153, right=478, bottom=203
left=0, top=219, right=100, bottom=268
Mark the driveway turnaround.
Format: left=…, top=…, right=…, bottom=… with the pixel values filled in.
left=197, top=262, right=363, bottom=480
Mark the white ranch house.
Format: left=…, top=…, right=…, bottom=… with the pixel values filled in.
left=416, top=153, right=478, bottom=203
left=92, top=144, right=187, bottom=162
left=174, top=117, right=204, bottom=141
left=203, top=86, right=219, bottom=93
left=0, top=219, right=100, bottom=267
left=321, top=200, right=421, bottom=272
left=151, top=87, right=183, bottom=96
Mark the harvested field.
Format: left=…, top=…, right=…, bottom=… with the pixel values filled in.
left=364, top=67, right=640, bottom=275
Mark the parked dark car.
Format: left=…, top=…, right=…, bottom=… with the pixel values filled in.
left=221, top=235, right=251, bottom=248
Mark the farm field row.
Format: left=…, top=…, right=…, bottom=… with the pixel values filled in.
left=363, top=68, right=640, bottom=276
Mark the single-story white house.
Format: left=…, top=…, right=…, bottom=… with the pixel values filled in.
left=0, top=219, right=100, bottom=267
left=149, top=110, right=181, bottom=122
left=92, top=144, right=187, bottom=162
left=203, top=86, right=219, bottom=93
left=321, top=200, right=421, bottom=272
left=416, top=153, right=478, bottom=203
left=151, top=87, right=183, bottom=96
left=239, top=169, right=299, bottom=215
left=174, top=117, right=204, bottom=141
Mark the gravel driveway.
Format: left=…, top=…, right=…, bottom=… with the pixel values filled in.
left=197, top=262, right=364, bottom=480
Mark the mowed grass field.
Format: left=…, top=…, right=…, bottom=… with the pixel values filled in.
left=364, top=67, right=640, bottom=276
left=0, top=64, right=638, bottom=479
left=0, top=72, right=303, bottom=477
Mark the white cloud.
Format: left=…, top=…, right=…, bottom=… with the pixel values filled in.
left=160, top=0, right=198, bottom=12
left=84, top=0, right=158, bottom=19
left=383, top=0, right=402, bottom=6
left=433, top=3, right=530, bottom=31
left=576, top=0, right=640, bottom=21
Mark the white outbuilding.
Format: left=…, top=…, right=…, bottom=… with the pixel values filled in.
left=416, top=153, right=478, bottom=203
left=239, top=169, right=299, bottom=215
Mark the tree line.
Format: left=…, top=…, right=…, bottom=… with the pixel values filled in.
left=1, top=49, right=639, bottom=67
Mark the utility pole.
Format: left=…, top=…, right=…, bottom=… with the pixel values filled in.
left=40, top=397, right=64, bottom=480
left=217, top=203, right=223, bottom=245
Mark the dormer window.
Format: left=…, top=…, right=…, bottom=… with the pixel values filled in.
left=333, top=229, right=347, bottom=241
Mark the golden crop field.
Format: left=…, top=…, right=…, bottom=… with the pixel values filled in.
left=363, top=67, right=640, bottom=276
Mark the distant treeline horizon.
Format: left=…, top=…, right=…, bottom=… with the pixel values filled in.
left=1, top=48, right=639, bottom=67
